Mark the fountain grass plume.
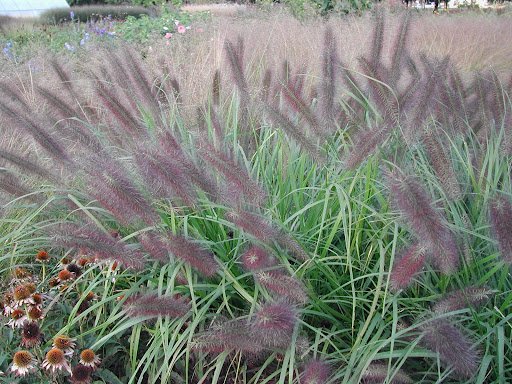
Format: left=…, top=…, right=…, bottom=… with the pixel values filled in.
left=422, top=125, right=462, bottom=201
left=164, top=233, right=219, bottom=277
left=300, top=359, right=331, bottom=384
left=193, top=317, right=263, bottom=354
left=488, top=194, right=512, bottom=264
left=0, top=102, right=69, bottom=163
left=124, top=292, right=190, bottom=319
left=361, top=362, right=412, bottom=384
left=256, top=271, right=308, bottom=304
left=386, top=167, right=459, bottom=273
left=50, top=223, right=146, bottom=270
left=433, top=286, right=494, bottom=314
left=420, top=317, right=480, bottom=379
left=251, top=300, right=297, bottom=349
left=389, top=243, right=427, bottom=291
left=82, top=154, right=159, bottom=226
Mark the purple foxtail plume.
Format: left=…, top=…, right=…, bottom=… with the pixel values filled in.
left=138, top=232, right=170, bottom=263
left=50, top=223, right=146, bottom=270
left=83, top=154, right=158, bottom=226
left=389, top=243, right=427, bottom=291
left=198, top=143, right=267, bottom=206
left=0, top=102, right=69, bottom=163
left=420, top=318, right=480, bottom=379
left=133, top=148, right=198, bottom=206
left=124, top=292, right=190, bottom=319
left=224, top=39, right=249, bottom=101
left=361, top=363, right=413, bottom=384
left=369, top=9, right=385, bottom=70
left=264, top=104, right=326, bottom=164
left=193, top=317, right=263, bottom=354
left=251, top=300, right=297, bottom=349
left=320, top=27, right=338, bottom=135
left=357, top=57, right=399, bottom=127
left=241, top=245, right=276, bottom=271
left=122, top=49, right=162, bottom=123
left=165, top=233, right=219, bottom=277
left=159, top=132, right=218, bottom=198
left=389, top=13, right=411, bottom=88
left=93, top=75, right=146, bottom=139
left=261, top=69, right=272, bottom=102
left=0, top=170, right=39, bottom=203
left=225, top=209, right=277, bottom=242
left=342, top=125, right=388, bottom=170
left=488, top=194, right=512, bottom=263
left=386, top=168, right=459, bottom=274
left=433, top=286, right=494, bottom=314
left=212, top=69, right=221, bottom=106
left=281, top=72, right=325, bottom=141
left=422, top=126, right=462, bottom=201
left=0, top=81, right=29, bottom=109
left=300, top=359, right=331, bottom=384
left=255, top=271, right=308, bottom=304
left=277, top=234, right=310, bottom=262
left=0, top=149, right=58, bottom=183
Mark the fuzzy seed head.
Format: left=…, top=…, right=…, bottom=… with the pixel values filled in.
left=45, top=348, right=65, bottom=365
left=420, top=318, right=480, bottom=379
left=36, top=250, right=50, bottom=262
left=241, top=246, right=275, bottom=271
left=58, top=269, right=73, bottom=282
left=13, top=351, right=33, bottom=367
left=22, top=322, right=42, bottom=347
left=27, top=306, right=43, bottom=321
left=252, top=301, right=297, bottom=349
left=71, top=364, right=92, bottom=383
left=13, top=285, right=31, bottom=301
left=300, top=359, right=331, bottom=384
left=12, top=309, right=25, bottom=320
left=53, top=335, right=75, bottom=350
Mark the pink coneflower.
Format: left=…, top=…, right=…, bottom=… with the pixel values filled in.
left=2, top=292, right=14, bottom=316
left=57, top=269, right=74, bottom=282
left=36, top=250, right=50, bottom=262
left=42, top=348, right=72, bottom=374
left=27, top=305, right=44, bottom=322
left=165, top=32, right=172, bottom=39
left=53, top=335, right=77, bottom=356
left=21, top=322, right=43, bottom=348
left=79, top=349, right=101, bottom=370
left=177, top=25, right=186, bottom=34
left=10, top=350, right=37, bottom=377
left=7, top=309, right=27, bottom=328
left=13, top=284, right=34, bottom=306
left=71, top=364, right=93, bottom=383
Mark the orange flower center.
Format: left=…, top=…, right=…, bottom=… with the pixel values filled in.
left=32, top=293, right=43, bottom=305
left=28, top=306, right=43, bottom=320
left=14, top=267, right=30, bottom=279
left=80, top=349, right=96, bottom=363
left=36, top=250, right=50, bottom=261
left=13, top=286, right=31, bottom=301
left=12, top=309, right=25, bottom=319
left=46, top=348, right=65, bottom=364
left=58, top=269, right=72, bottom=281
left=13, top=351, right=33, bottom=367
left=25, top=283, right=36, bottom=294
left=54, top=336, right=73, bottom=349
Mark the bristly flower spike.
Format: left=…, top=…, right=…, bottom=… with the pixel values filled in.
left=124, top=292, right=190, bottom=319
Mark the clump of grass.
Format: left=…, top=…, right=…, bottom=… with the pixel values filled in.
left=1, top=9, right=512, bottom=384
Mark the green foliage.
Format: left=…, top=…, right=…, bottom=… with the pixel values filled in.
left=1, top=10, right=512, bottom=384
